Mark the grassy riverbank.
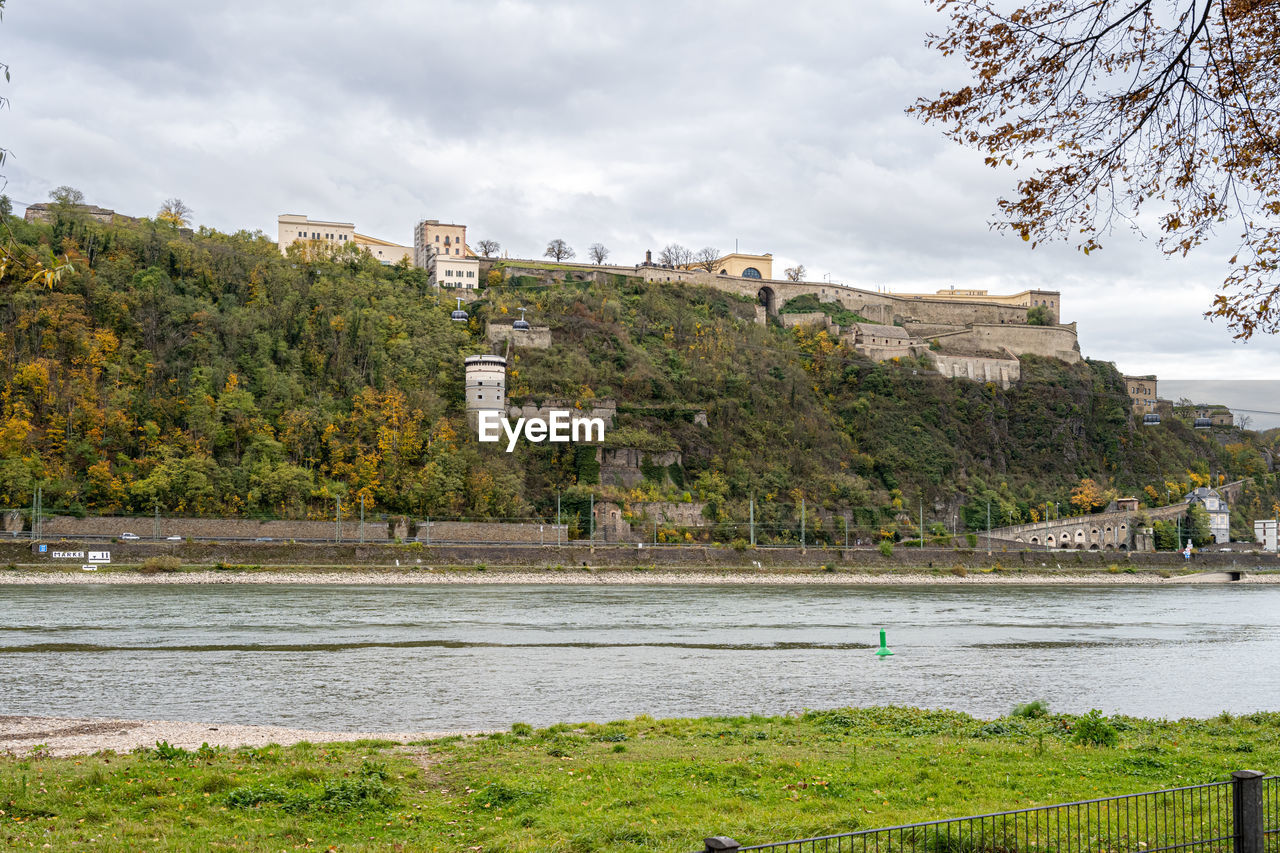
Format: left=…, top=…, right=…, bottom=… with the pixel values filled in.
left=3, top=708, right=1278, bottom=851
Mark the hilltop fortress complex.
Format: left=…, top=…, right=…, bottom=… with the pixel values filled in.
left=486, top=246, right=1077, bottom=390
left=278, top=214, right=1080, bottom=390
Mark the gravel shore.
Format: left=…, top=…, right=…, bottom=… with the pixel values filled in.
left=1, top=567, right=1277, bottom=584
left=0, top=715, right=479, bottom=757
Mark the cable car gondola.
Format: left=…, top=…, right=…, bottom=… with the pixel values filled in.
left=512, top=307, right=531, bottom=331
left=450, top=296, right=469, bottom=323
left=1194, top=417, right=1213, bottom=429
left=1142, top=413, right=1161, bottom=426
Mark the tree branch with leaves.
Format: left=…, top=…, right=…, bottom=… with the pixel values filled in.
left=912, top=0, right=1280, bottom=338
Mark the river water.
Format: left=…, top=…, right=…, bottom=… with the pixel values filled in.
left=1, top=583, right=1278, bottom=730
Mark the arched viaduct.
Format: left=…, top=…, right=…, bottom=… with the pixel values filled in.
left=985, top=481, right=1246, bottom=551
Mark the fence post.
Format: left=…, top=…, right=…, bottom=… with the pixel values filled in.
left=704, top=837, right=740, bottom=853
left=1232, top=769, right=1265, bottom=853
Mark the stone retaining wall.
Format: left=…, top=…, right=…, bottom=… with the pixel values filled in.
left=35, top=515, right=563, bottom=544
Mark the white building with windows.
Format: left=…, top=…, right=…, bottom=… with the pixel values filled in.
left=1256, top=519, right=1277, bottom=552
left=430, top=256, right=481, bottom=289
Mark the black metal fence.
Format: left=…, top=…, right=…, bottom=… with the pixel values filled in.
left=699, top=771, right=1278, bottom=853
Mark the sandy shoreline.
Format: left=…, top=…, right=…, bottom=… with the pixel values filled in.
left=0, top=715, right=478, bottom=758
left=1, top=567, right=1278, bottom=584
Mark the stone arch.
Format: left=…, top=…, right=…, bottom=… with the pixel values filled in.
left=1060, top=539, right=1072, bottom=548
left=1043, top=535, right=1052, bottom=546
left=758, top=285, right=778, bottom=316
left=1089, top=544, right=1099, bottom=550
left=1075, top=528, right=1086, bottom=543
left=1030, top=536, right=1041, bottom=545
left=718, top=268, right=727, bottom=275
left=1118, top=543, right=1128, bottom=551
left=1105, top=543, right=1115, bottom=550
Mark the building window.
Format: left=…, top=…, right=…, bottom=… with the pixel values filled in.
left=435, top=235, right=440, bottom=242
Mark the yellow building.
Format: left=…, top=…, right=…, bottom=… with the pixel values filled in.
left=277, top=214, right=412, bottom=264
left=1123, top=375, right=1158, bottom=415
left=414, top=219, right=474, bottom=268
left=712, top=252, right=773, bottom=280
left=671, top=251, right=773, bottom=280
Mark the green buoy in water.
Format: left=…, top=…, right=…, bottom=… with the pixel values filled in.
left=875, top=629, right=894, bottom=657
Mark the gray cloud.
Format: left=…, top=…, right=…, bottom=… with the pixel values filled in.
left=4, top=0, right=1277, bottom=378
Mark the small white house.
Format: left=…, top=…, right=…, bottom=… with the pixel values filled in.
left=1256, top=519, right=1278, bottom=552
left=1186, top=487, right=1231, bottom=544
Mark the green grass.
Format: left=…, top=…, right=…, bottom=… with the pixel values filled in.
left=2, top=708, right=1278, bottom=851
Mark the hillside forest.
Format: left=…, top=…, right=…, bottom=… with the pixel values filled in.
left=1, top=209, right=1277, bottom=543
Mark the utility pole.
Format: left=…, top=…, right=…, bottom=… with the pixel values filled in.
left=749, top=495, right=756, bottom=547
left=336, top=496, right=342, bottom=543
left=153, top=503, right=160, bottom=540
left=589, top=493, right=594, bottom=551
left=359, top=495, right=365, bottom=544
left=425, top=516, right=430, bottom=545
left=30, top=485, right=37, bottom=542
left=556, top=493, right=561, bottom=546
left=844, top=513, right=849, bottom=549
left=920, top=499, right=925, bottom=549
left=800, top=498, right=806, bottom=551
left=987, top=498, right=992, bottom=556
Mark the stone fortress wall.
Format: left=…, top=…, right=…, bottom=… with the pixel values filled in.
left=34, top=515, right=561, bottom=544
left=487, top=323, right=552, bottom=349
left=485, top=256, right=1078, bottom=387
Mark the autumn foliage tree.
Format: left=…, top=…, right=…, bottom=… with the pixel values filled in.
left=156, top=198, right=192, bottom=227
left=913, top=1, right=1280, bottom=338
left=1070, top=477, right=1117, bottom=514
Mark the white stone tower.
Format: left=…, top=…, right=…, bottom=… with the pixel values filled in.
left=464, top=354, right=507, bottom=426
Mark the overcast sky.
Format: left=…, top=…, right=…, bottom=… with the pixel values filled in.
left=4, top=1, right=1278, bottom=409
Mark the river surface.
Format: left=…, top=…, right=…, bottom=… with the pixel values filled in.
left=1, top=583, right=1278, bottom=730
